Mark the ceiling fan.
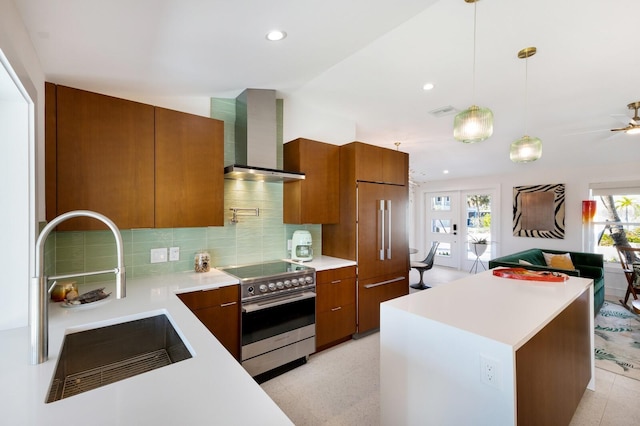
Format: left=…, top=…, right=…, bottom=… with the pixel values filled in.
left=610, top=101, right=640, bottom=135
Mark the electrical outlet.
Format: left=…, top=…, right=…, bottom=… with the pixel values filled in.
left=480, top=355, right=500, bottom=388
left=150, top=248, right=168, bottom=263
left=169, top=247, right=180, bottom=261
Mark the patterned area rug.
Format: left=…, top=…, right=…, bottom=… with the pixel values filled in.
left=594, top=301, right=640, bottom=381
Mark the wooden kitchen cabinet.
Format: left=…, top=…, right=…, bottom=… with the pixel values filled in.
left=45, top=83, right=225, bottom=230
left=47, top=83, right=155, bottom=230
left=315, top=266, right=356, bottom=350
left=322, top=141, right=409, bottom=334
left=358, top=272, right=408, bottom=333
left=353, top=142, right=408, bottom=186
left=155, top=107, right=224, bottom=228
left=283, top=138, right=340, bottom=224
left=177, top=285, right=240, bottom=360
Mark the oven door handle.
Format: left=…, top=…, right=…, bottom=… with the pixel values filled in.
left=242, top=291, right=316, bottom=313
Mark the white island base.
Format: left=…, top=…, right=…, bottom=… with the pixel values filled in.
left=380, top=270, right=594, bottom=426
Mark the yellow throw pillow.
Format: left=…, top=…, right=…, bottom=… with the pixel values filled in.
left=542, top=252, right=575, bottom=270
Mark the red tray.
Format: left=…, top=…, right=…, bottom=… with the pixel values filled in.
left=492, top=267, right=569, bottom=282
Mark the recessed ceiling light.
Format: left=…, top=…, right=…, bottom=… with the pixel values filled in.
left=423, top=83, right=435, bottom=91
left=266, top=30, right=287, bottom=41
left=443, top=170, right=449, bottom=174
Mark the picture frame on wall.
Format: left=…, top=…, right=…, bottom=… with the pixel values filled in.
left=513, top=183, right=565, bottom=239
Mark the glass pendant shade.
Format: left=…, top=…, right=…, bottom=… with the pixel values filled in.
left=453, top=105, right=494, bottom=143
left=510, top=135, right=542, bottom=162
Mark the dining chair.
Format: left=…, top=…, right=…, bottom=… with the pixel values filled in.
left=616, top=246, right=640, bottom=313
left=410, top=241, right=440, bottom=290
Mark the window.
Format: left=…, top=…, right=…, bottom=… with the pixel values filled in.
left=589, top=181, right=640, bottom=263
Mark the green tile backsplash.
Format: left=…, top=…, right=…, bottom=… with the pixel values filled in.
left=43, top=96, right=321, bottom=285
left=47, top=179, right=322, bottom=283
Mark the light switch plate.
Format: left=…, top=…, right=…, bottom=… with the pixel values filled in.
left=169, top=247, right=180, bottom=261
left=150, top=248, right=168, bottom=263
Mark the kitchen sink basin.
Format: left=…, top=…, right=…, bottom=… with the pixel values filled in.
left=46, top=313, right=192, bottom=403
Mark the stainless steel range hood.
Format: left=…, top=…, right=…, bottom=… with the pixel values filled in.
left=224, top=164, right=304, bottom=183
left=224, top=89, right=305, bottom=183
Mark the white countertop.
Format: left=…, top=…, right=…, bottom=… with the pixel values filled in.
left=0, top=268, right=292, bottom=426
left=383, top=269, right=593, bottom=349
left=0, top=255, right=354, bottom=425
left=285, top=255, right=356, bottom=271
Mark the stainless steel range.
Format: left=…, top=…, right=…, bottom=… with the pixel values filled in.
left=219, top=261, right=316, bottom=378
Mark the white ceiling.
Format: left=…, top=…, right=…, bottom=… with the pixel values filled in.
left=14, top=0, right=640, bottom=182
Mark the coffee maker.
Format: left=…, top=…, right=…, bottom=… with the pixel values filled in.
left=291, top=230, right=313, bottom=262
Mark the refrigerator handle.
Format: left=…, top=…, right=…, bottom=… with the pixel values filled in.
left=379, top=200, right=385, bottom=260
left=387, top=200, right=392, bottom=259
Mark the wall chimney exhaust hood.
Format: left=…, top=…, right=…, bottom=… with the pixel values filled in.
left=224, top=89, right=305, bottom=183
left=223, top=164, right=304, bottom=182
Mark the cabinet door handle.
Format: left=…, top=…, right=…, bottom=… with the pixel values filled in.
left=386, top=199, right=392, bottom=260
left=379, top=200, right=385, bottom=260
left=220, top=301, right=237, bottom=307
left=331, top=279, right=342, bottom=284
left=331, top=306, right=342, bottom=311
left=364, top=276, right=405, bottom=289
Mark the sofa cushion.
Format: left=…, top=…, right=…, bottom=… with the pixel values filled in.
left=516, top=251, right=545, bottom=266
left=578, top=265, right=604, bottom=280
left=543, top=252, right=575, bottom=270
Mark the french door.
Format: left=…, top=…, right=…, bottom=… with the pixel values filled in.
left=425, top=189, right=498, bottom=271
left=425, top=192, right=460, bottom=268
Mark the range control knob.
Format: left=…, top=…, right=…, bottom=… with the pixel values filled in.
left=259, top=284, right=268, bottom=293
left=268, top=282, right=276, bottom=291
left=292, top=279, right=299, bottom=287
left=276, top=281, right=284, bottom=289
left=288, top=279, right=296, bottom=287
left=305, top=276, right=314, bottom=284
left=247, top=286, right=255, bottom=295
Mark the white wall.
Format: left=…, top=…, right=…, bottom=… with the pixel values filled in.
left=414, top=161, right=640, bottom=297
left=282, top=92, right=357, bottom=144
left=0, top=0, right=45, bottom=329
left=0, top=79, right=30, bottom=330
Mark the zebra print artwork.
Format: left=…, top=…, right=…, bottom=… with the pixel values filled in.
left=513, top=183, right=565, bottom=238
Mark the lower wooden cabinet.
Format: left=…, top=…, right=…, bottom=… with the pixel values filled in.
left=357, top=273, right=408, bottom=334
left=315, top=266, right=356, bottom=350
left=177, top=285, right=240, bottom=360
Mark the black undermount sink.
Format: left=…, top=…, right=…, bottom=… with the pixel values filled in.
left=46, top=313, right=192, bottom=403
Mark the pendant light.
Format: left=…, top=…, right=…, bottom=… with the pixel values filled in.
left=453, top=0, right=494, bottom=143
left=510, top=47, right=542, bottom=163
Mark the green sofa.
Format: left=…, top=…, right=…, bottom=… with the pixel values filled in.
left=488, top=248, right=605, bottom=315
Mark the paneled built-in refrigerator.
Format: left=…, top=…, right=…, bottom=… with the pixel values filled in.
left=323, top=142, right=409, bottom=334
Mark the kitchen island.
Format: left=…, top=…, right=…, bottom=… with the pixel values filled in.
left=0, top=268, right=292, bottom=426
left=380, top=270, right=594, bottom=426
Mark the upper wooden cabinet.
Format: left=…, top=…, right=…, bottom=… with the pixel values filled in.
left=352, top=142, right=408, bottom=186
left=155, top=107, right=224, bottom=228
left=283, top=138, right=340, bottom=224
left=49, top=84, right=155, bottom=230
left=45, top=83, right=224, bottom=230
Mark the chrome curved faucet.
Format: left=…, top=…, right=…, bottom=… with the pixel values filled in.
left=31, top=210, right=126, bottom=364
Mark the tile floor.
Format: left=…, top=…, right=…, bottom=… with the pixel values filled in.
left=261, top=266, right=640, bottom=425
